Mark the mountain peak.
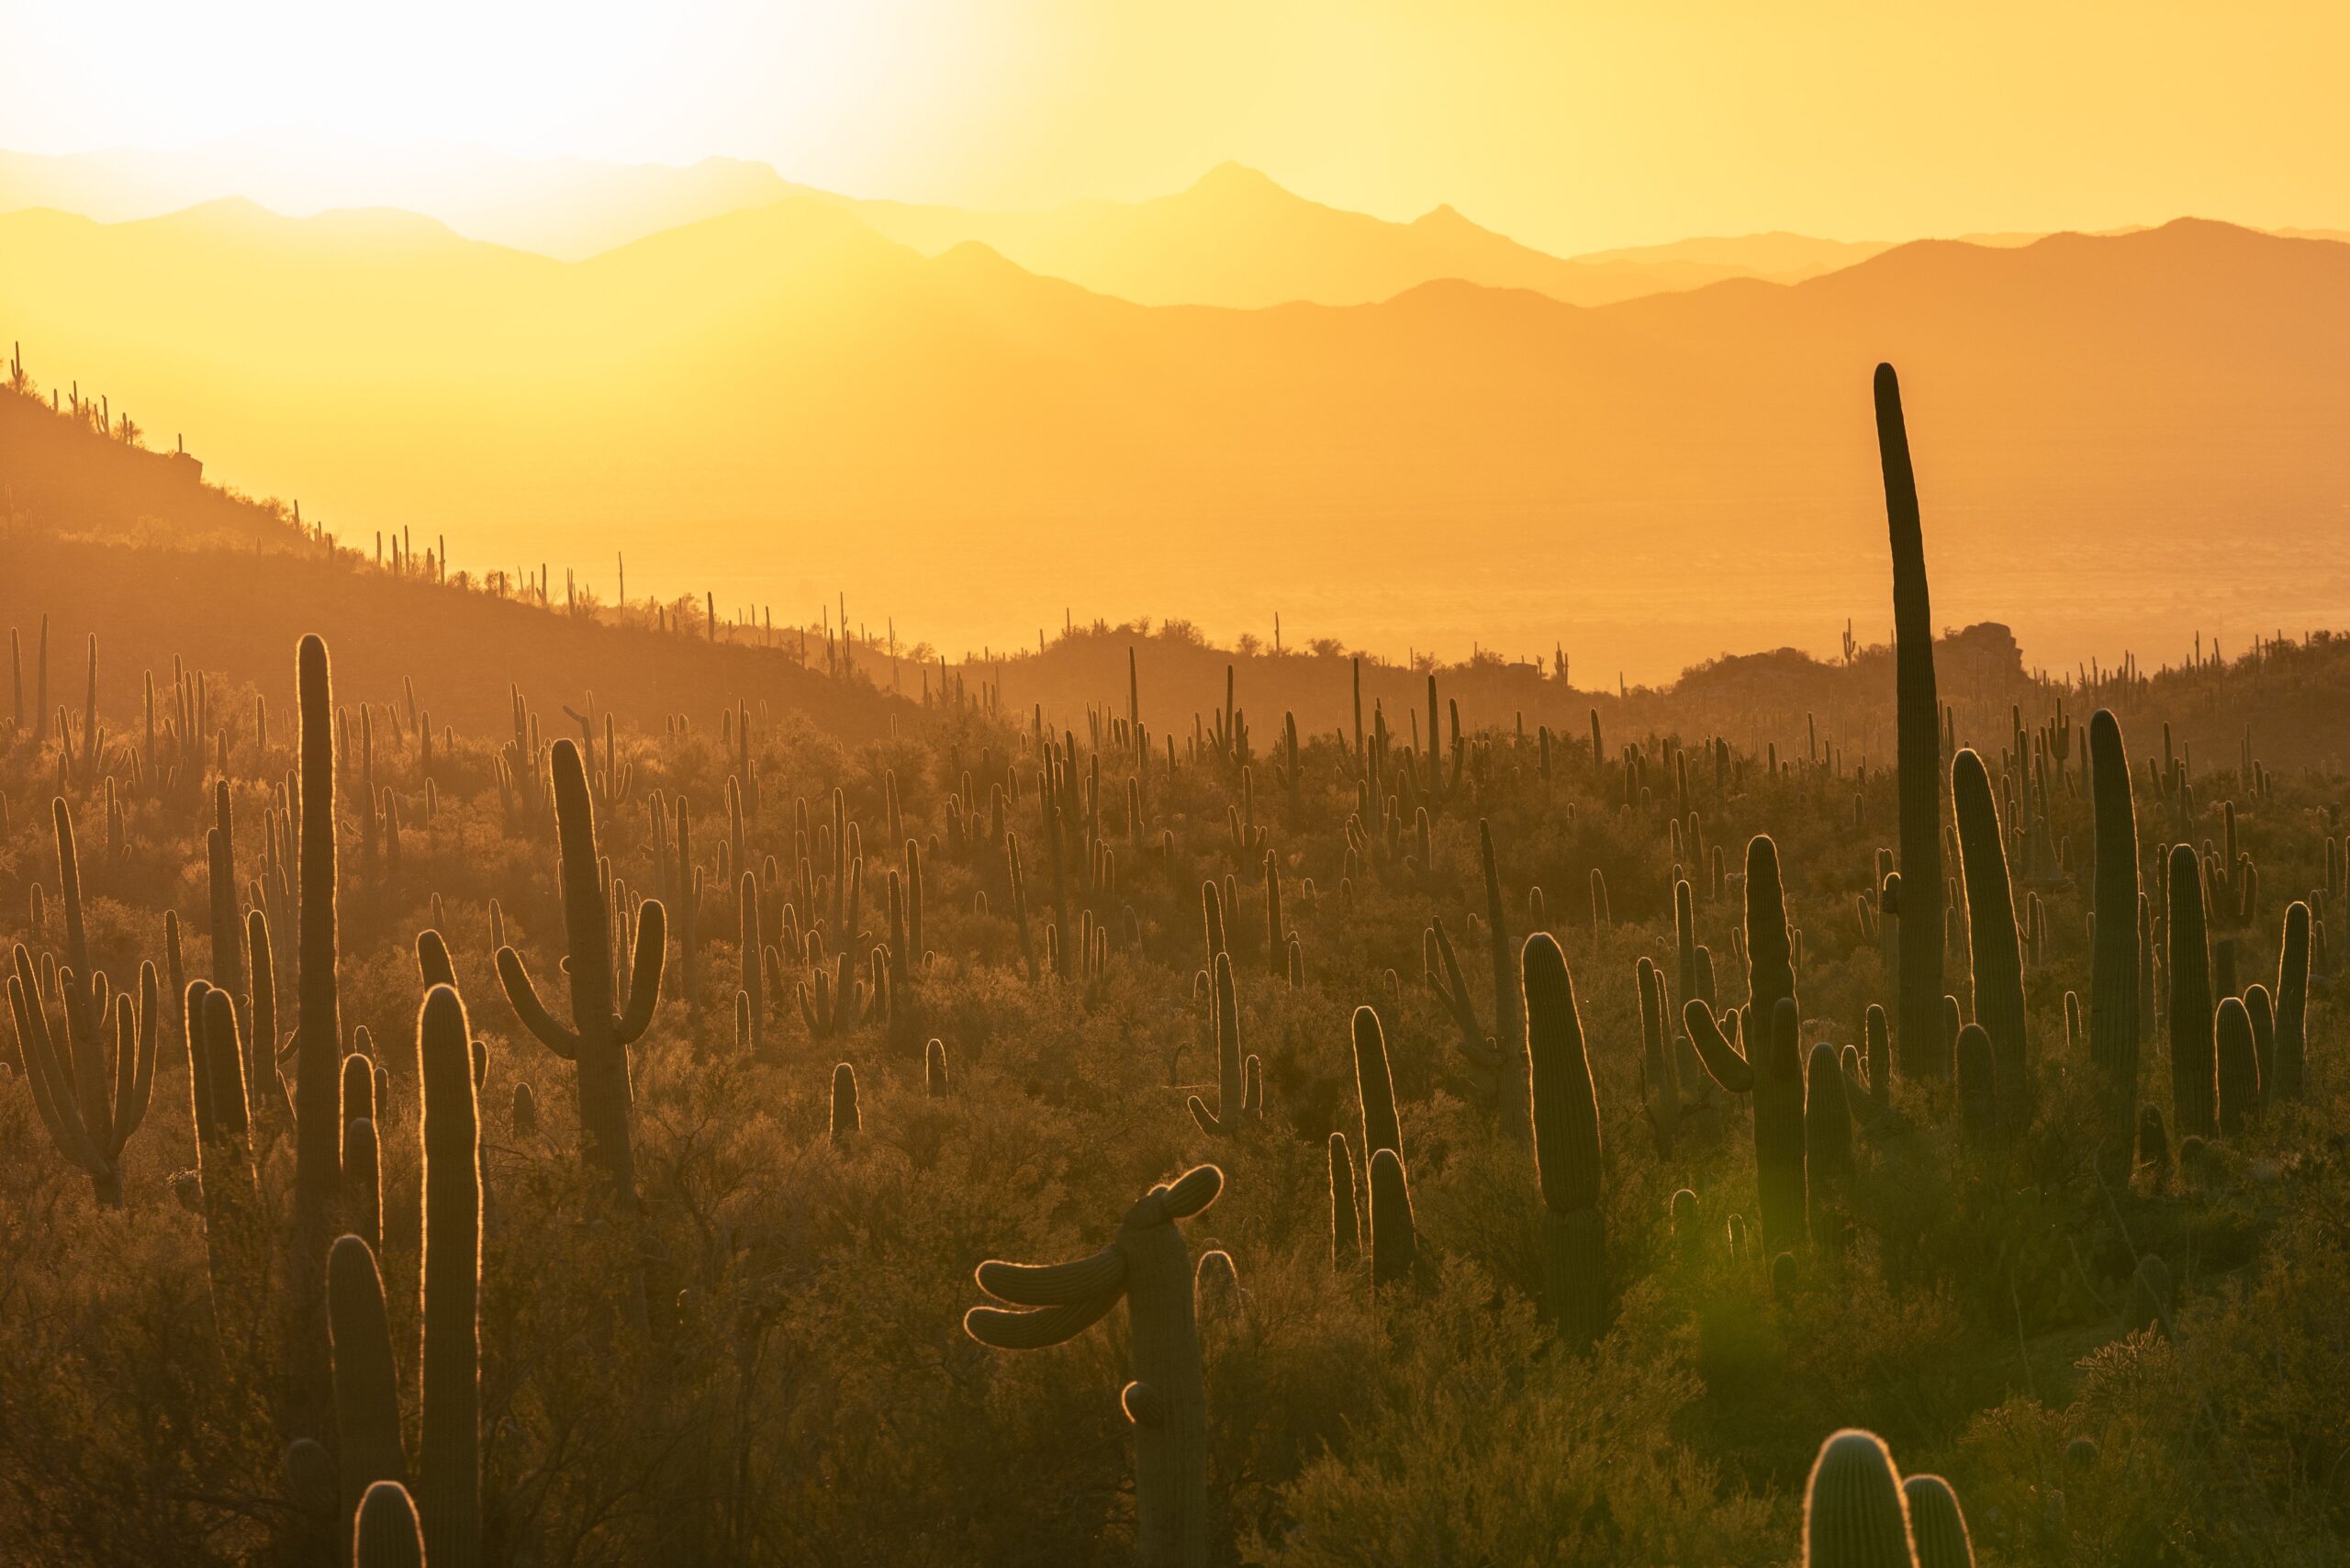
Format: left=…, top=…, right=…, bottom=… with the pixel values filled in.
left=1186, top=162, right=1289, bottom=201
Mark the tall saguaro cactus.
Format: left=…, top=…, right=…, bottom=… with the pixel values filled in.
left=289, top=633, right=344, bottom=1447
left=496, top=738, right=666, bottom=1208
left=1876, top=364, right=1945, bottom=1081
left=966, top=1166, right=1225, bottom=1568
left=1522, top=933, right=1606, bottom=1347
left=2165, top=844, right=2217, bottom=1139
left=1952, top=749, right=2027, bottom=1137
left=418, top=983, right=481, bottom=1568
left=2087, top=711, right=2142, bottom=1163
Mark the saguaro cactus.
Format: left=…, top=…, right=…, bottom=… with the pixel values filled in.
left=2272, top=900, right=2310, bottom=1099
left=1952, top=749, right=2027, bottom=1137
left=1803, top=1427, right=1919, bottom=1566
left=1876, top=364, right=1945, bottom=1082
left=8, top=944, right=158, bottom=1206
left=1367, top=1147, right=1418, bottom=1289
left=290, top=633, right=344, bottom=1447
left=1187, top=951, right=1261, bottom=1135
left=966, top=1166, right=1225, bottom=1568
left=1326, top=1132, right=1360, bottom=1268
left=497, top=739, right=666, bottom=1206
left=354, top=1482, right=426, bottom=1568
left=1522, top=933, right=1606, bottom=1347
left=2087, top=711, right=2141, bottom=1163
left=418, top=983, right=481, bottom=1568
left=2165, top=844, right=2216, bottom=1139
left=1349, top=1004, right=1402, bottom=1162
left=1685, top=837, right=1807, bottom=1254
left=1902, top=1474, right=1976, bottom=1568
left=329, top=1236, right=408, bottom=1542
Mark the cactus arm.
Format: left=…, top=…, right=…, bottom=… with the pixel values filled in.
left=494, top=946, right=580, bottom=1060
left=11, top=967, right=106, bottom=1175
left=613, top=900, right=666, bottom=1046
left=1120, top=1380, right=1165, bottom=1427
left=976, top=1248, right=1128, bottom=1306
left=963, top=1294, right=1124, bottom=1350
left=1158, top=1163, right=1224, bottom=1219
left=1186, top=1095, right=1228, bottom=1137
left=1684, top=1000, right=1755, bottom=1092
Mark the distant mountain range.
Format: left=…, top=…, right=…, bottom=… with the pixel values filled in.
left=0, top=144, right=2090, bottom=308
left=3, top=162, right=2347, bottom=677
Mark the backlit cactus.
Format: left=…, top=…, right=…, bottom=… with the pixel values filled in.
left=2088, top=711, right=2142, bottom=1164
left=1187, top=950, right=1261, bottom=1136
left=1876, top=364, right=1945, bottom=1083
left=1951, top=748, right=2026, bottom=1138
left=497, top=737, right=666, bottom=1206
left=1902, top=1474, right=1976, bottom=1568
left=2165, top=843, right=2216, bottom=1139
left=1522, top=932, right=1605, bottom=1346
left=1802, top=1427, right=1919, bottom=1566
left=965, top=1166, right=1225, bottom=1568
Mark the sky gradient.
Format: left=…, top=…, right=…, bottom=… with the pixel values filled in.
left=3, top=1, right=2346, bottom=253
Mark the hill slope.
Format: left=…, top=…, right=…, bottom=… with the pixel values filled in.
left=4, top=208, right=2349, bottom=680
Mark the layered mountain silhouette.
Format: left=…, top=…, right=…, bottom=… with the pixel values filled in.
left=0, top=146, right=1895, bottom=306
left=4, top=194, right=2346, bottom=676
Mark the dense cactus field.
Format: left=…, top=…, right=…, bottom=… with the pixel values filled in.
left=0, top=365, right=2345, bottom=1566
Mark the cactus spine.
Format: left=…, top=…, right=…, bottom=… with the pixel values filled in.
left=1522, top=932, right=1605, bottom=1346
left=965, top=1166, right=1224, bottom=1568
left=1876, top=364, right=1945, bottom=1081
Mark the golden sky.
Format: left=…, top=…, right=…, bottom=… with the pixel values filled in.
left=3, top=1, right=2345, bottom=252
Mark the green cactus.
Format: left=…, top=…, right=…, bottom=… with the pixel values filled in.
left=1951, top=749, right=2027, bottom=1138
left=497, top=738, right=666, bottom=1207
left=1187, top=951, right=1260, bottom=1135
left=1902, top=1474, right=1976, bottom=1568
left=1523, top=933, right=1606, bottom=1346
left=965, top=1165, right=1224, bottom=1568
left=1876, top=364, right=1945, bottom=1083
left=2165, top=844, right=2216, bottom=1139
left=1802, top=1427, right=1919, bottom=1566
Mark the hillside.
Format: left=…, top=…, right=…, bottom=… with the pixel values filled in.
left=0, top=381, right=905, bottom=742
left=5, top=210, right=2350, bottom=681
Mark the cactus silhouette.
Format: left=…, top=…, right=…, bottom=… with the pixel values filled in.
left=1803, top=1427, right=1919, bottom=1566
left=1521, top=932, right=1605, bottom=1346
left=1951, top=749, right=2026, bottom=1139
left=8, top=941, right=157, bottom=1207
left=497, top=737, right=666, bottom=1206
left=1902, top=1474, right=1975, bottom=1568
left=1876, top=364, right=1945, bottom=1084
left=1186, top=950, right=1261, bottom=1135
left=2087, top=711, right=2142, bottom=1163
left=965, top=1165, right=1224, bottom=1568
left=354, top=1481, right=427, bottom=1568
left=2165, top=843, right=2217, bottom=1139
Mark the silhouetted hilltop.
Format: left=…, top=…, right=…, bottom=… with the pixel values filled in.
left=0, top=381, right=905, bottom=741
